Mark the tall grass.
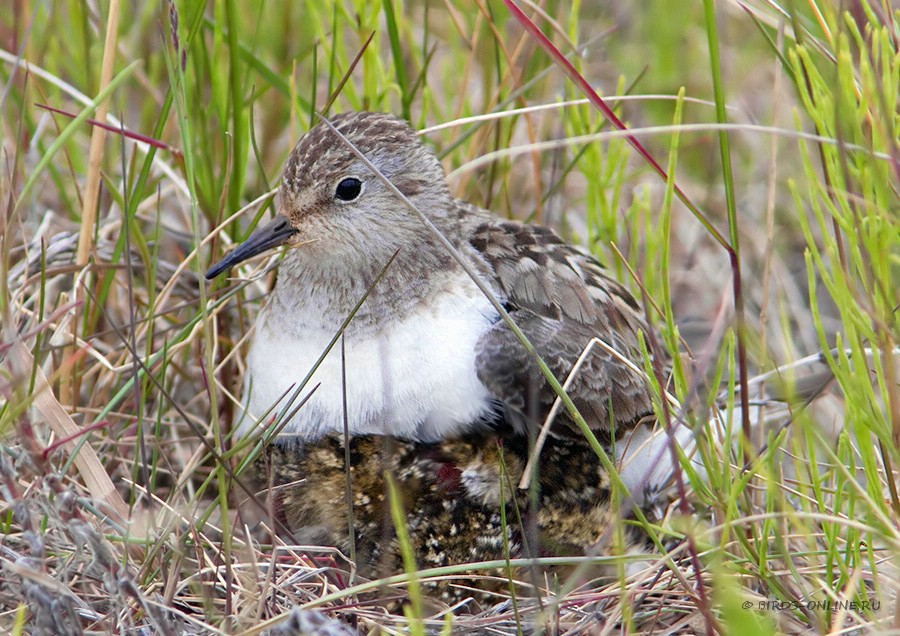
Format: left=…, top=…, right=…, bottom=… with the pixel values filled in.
left=0, top=1, right=896, bottom=633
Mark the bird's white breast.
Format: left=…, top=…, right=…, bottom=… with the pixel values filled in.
left=237, top=280, right=500, bottom=442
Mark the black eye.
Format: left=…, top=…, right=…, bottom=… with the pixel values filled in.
left=335, top=177, right=362, bottom=201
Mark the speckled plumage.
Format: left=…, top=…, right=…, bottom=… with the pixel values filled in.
left=207, top=112, right=662, bottom=600
left=262, top=432, right=635, bottom=601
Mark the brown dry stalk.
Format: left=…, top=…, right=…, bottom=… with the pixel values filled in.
left=75, top=0, right=121, bottom=266
left=8, top=341, right=130, bottom=526
left=64, top=0, right=121, bottom=409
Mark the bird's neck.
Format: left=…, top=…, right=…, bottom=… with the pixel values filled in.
left=268, top=235, right=464, bottom=337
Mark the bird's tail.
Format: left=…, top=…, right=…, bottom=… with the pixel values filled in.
left=615, top=356, right=837, bottom=512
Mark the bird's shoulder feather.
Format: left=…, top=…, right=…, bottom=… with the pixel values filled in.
left=459, top=207, right=658, bottom=434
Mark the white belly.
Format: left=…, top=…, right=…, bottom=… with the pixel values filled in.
left=237, top=286, right=500, bottom=442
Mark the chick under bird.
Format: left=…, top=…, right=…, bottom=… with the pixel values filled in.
left=207, top=112, right=671, bottom=598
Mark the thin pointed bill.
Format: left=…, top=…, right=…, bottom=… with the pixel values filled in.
left=205, top=216, right=298, bottom=279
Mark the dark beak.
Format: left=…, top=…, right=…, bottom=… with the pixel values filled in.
left=205, top=216, right=298, bottom=279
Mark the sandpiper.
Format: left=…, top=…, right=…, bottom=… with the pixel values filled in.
left=207, top=112, right=666, bottom=597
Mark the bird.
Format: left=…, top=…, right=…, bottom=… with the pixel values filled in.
left=206, top=111, right=671, bottom=602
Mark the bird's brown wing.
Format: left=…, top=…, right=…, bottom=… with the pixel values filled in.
left=469, top=219, right=657, bottom=438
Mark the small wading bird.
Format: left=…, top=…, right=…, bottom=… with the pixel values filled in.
left=206, top=112, right=681, bottom=601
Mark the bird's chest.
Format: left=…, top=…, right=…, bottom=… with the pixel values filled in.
left=240, top=287, right=500, bottom=441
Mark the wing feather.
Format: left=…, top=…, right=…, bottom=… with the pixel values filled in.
left=468, top=218, right=657, bottom=437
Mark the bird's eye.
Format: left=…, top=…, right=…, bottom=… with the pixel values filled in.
left=335, top=177, right=363, bottom=202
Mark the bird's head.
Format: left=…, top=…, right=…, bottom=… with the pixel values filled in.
left=206, top=112, right=452, bottom=280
